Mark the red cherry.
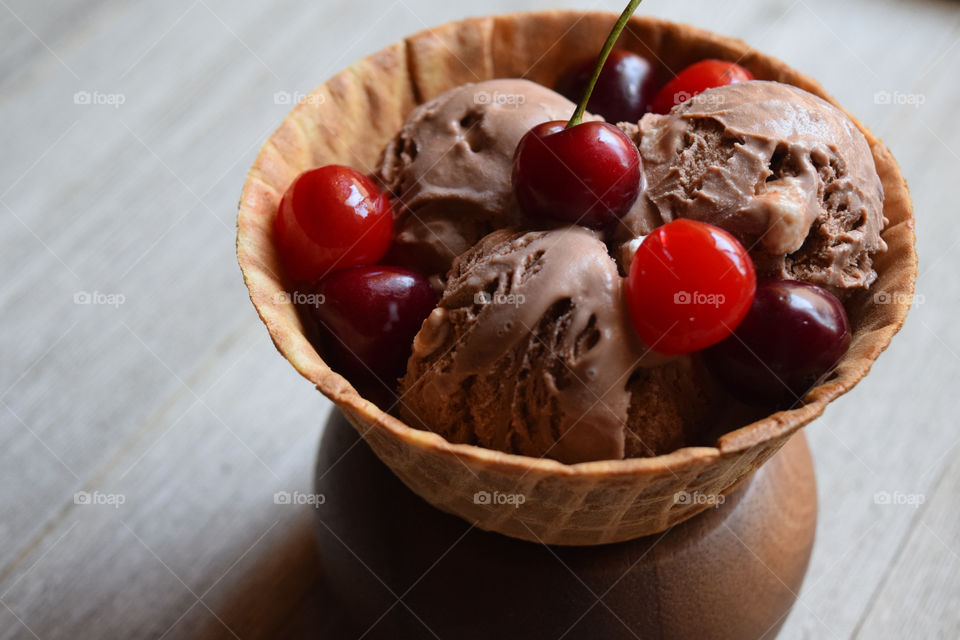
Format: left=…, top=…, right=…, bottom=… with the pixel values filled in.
left=306, top=266, right=436, bottom=384
left=556, top=49, right=658, bottom=124
left=626, top=219, right=756, bottom=355
left=648, top=59, right=754, bottom=114
left=274, top=165, right=393, bottom=282
left=511, top=120, right=642, bottom=229
left=703, top=279, right=851, bottom=405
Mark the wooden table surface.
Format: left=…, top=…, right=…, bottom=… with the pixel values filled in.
left=2, top=0, right=957, bottom=637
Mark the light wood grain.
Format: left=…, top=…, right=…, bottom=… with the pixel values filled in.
left=0, top=0, right=957, bottom=638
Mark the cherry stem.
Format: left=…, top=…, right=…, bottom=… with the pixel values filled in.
left=566, top=0, right=644, bottom=129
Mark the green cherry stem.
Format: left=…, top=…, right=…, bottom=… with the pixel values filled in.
left=566, top=0, right=644, bottom=129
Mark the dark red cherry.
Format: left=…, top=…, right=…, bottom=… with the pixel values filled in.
left=274, top=165, right=394, bottom=282
left=703, top=279, right=851, bottom=405
left=648, top=59, right=754, bottom=114
left=511, top=120, right=641, bottom=229
left=556, top=48, right=658, bottom=123
left=626, top=219, right=756, bottom=355
left=306, top=266, right=436, bottom=384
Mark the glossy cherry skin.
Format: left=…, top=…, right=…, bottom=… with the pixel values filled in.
left=626, top=219, right=756, bottom=355
left=703, top=279, right=851, bottom=406
left=274, top=165, right=394, bottom=282
left=556, top=49, right=658, bottom=124
left=648, top=59, right=754, bottom=114
left=306, top=266, right=437, bottom=385
left=512, top=120, right=642, bottom=229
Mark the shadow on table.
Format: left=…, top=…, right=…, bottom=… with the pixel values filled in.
left=193, top=467, right=352, bottom=638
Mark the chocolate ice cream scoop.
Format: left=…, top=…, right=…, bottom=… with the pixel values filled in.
left=377, top=79, right=596, bottom=277
left=618, top=81, right=886, bottom=293
left=396, top=226, right=717, bottom=465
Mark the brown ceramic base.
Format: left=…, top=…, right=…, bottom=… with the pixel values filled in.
left=314, top=411, right=817, bottom=640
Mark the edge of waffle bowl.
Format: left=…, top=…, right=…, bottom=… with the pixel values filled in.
left=236, top=11, right=917, bottom=545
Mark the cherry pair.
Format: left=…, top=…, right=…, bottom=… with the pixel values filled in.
left=274, top=165, right=435, bottom=385
left=627, top=219, right=850, bottom=404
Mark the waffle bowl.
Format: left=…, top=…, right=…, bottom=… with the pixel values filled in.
left=237, top=11, right=917, bottom=545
